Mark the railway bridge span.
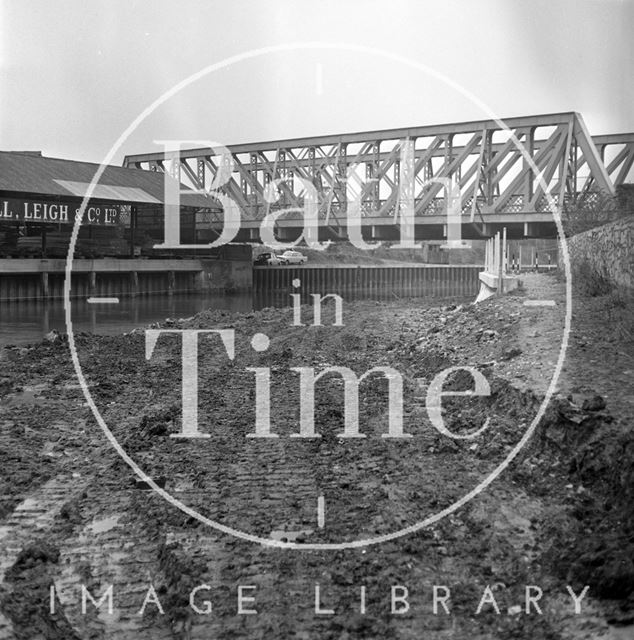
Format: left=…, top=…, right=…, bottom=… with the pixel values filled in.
left=123, top=112, right=634, bottom=244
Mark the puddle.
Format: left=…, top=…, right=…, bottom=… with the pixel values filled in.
left=89, top=515, right=121, bottom=534
left=269, top=528, right=314, bottom=543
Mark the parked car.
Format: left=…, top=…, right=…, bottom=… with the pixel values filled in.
left=253, top=252, right=284, bottom=266
left=277, top=250, right=307, bottom=265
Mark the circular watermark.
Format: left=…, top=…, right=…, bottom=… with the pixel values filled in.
left=64, top=42, right=572, bottom=549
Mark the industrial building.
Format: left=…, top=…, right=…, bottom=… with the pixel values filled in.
left=0, top=151, right=251, bottom=301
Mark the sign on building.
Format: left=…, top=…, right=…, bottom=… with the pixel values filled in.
left=0, top=199, right=124, bottom=226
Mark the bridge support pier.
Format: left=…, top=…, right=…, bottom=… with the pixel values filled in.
left=524, top=222, right=539, bottom=237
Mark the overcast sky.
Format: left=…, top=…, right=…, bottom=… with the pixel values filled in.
left=1, top=0, right=632, bottom=164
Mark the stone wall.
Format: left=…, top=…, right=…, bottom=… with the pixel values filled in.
left=561, top=215, right=634, bottom=290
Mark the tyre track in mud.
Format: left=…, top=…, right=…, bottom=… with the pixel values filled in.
left=50, top=478, right=177, bottom=640
left=0, top=350, right=181, bottom=638
left=0, top=474, right=91, bottom=639
left=0, top=366, right=107, bottom=638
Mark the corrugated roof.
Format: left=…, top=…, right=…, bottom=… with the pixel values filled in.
left=54, top=180, right=162, bottom=203
left=0, top=151, right=215, bottom=208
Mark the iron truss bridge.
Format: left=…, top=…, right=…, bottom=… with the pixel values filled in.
left=123, top=112, right=634, bottom=242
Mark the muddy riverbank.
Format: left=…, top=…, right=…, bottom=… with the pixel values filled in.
left=0, top=273, right=632, bottom=639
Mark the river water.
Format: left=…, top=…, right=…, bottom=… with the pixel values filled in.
left=0, top=287, right=474, bottom=347
left=0, top=293, right=253, bottom=347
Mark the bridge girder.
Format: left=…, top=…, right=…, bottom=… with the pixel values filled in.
left=123, top=112, right=633, bottom=237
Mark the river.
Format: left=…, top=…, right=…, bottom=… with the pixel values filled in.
left=0, top=293, right=253, bottom=346
left=0, top=286, right=474, bottom=347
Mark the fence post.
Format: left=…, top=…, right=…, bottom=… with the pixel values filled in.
left=497, top=232, right=503, bottom=294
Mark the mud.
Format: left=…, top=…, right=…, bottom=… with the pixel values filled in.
left=0, top=272, right=632, bottom=639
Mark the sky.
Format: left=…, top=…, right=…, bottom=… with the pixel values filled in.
left=1, top=0, right=632, bottom=164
